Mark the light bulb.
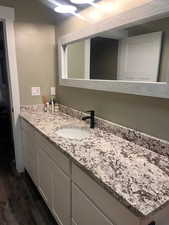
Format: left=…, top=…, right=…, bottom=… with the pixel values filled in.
left=54, top=5, right=77, bottom=14
left=70, top=0, right=95, bottom=4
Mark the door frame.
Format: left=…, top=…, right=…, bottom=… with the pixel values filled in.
left=0, top=6, right=22, bottom=172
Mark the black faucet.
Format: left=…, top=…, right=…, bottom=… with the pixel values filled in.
left=82, top=110, right=95, bottom=129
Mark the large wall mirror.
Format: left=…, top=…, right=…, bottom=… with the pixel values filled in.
left=67, top=28, right=163, bottom=82
left=58, top=1, right=169, bottom=98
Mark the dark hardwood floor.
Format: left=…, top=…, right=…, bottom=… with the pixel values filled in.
left=0, top=164, right=58, bottom=225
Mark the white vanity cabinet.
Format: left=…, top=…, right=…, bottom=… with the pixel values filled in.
left=21, top=120, right=37, bottom=184
left=21, top=119, right=140, bottom=225
left=37, top=145, right=71, bottom=225
left=37, top=139, right=71, bottom=225
left=72, top=183, right=114, bottom=225
left=21, top=118, right=164, bottom=225
left=35, top=130, right=71, bottom=225
left=21, top=119, right=71, bottom=225
left=72, top=163, right=141, bottom=225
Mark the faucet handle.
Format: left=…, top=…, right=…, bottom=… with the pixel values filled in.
left=83, top=110, right=95, bottom=129
left=86, top=110, right=95, bottom=114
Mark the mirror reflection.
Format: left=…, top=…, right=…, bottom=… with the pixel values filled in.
left=66, top=16, right=169, bottom=82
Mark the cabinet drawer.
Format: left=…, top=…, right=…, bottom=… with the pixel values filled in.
left=72, top=183, right=114, bottom=225
left=72, top=163, right=140, bottom=225
left=35, top=130, right=70, bottom=176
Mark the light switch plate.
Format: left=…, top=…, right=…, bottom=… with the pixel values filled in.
left=32, top=87, right=40, bottom=96
left=50, top=87, right=56, bottom=95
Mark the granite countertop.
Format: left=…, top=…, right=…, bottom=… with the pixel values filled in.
left=20, top=105, right=169, bottom=218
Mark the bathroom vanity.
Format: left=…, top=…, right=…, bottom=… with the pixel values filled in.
left=20, top=105, right=169, bottom=225
left=18, top=1, right=169, bottom=225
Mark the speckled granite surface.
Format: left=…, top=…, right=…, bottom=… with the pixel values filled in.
left=20, top=104, right=169, bottom=218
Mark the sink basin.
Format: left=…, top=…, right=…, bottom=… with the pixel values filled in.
left=56, top=127, right=90, bottom=140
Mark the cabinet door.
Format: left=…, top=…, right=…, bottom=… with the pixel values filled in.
left=22, top=130, right=31, bottom=173
left=22, top=128, right=37, bottom=183
left=51, top=162, right=71, bottom=225
left=72, top=184, right=114, bottom=225
left=37, top=148, right=52, bottom=208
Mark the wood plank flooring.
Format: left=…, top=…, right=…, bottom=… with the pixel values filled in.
left=0, top=164, right=58, bottom=225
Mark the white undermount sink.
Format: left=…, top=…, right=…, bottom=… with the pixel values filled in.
left=56, top=127, right=90, bottom=140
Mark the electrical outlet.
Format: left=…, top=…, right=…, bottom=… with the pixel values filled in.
left=32, top=87, right=40, bottom=96
left=51, top=87, right=56, bottom=95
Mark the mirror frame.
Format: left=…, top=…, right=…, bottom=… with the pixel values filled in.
left=58, top=0, right=169, bottom=99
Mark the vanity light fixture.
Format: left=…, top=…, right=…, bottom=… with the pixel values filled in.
left=48, top=0, right=77, bottom=14
left=70, top=0, right=99, bottom=10
left=70, top=0, right=95, bottom=4
left=54, top=5, right=77, bottom=14
left=48, top=0, right=87, bottom=20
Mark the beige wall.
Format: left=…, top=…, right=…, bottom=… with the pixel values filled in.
left=55, top=0, right=169, bottom=141
left=0, top=0, right=56, bottom=105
